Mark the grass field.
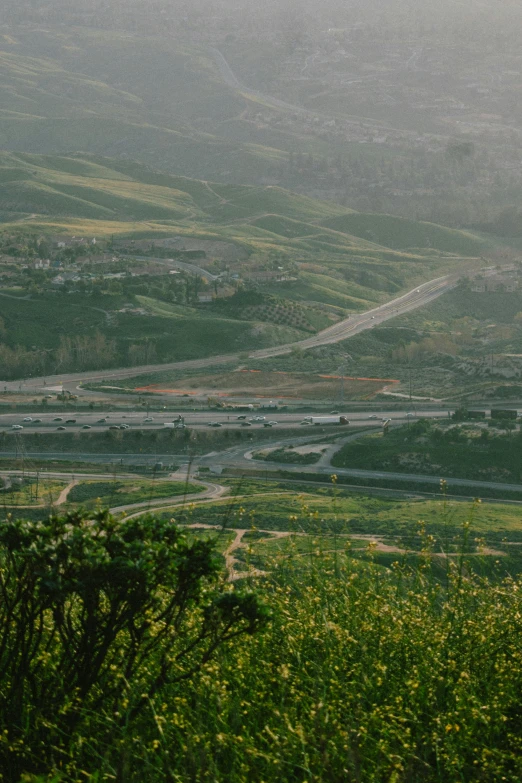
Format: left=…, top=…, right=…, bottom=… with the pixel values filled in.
left=150, top=479, right=522, bottom=579
left=331, top=420, right=522, bottom=483
left=68, top=478, right=203, bottom=508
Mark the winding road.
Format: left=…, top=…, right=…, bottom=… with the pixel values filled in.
left=1, top=272, right=458, bottom=395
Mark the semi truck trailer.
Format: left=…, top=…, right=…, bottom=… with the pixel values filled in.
left=310, top=416, right=349, bottom=425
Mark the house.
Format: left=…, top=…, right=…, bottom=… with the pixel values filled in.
left=472, top=275, right=519, bottom=293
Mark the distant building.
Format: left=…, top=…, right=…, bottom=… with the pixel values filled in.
left=472, top=275, right=518, bottom=293
left=197, top=293, right=213, bottom=303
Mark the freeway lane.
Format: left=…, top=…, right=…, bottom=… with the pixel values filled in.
left=0, top=273, right=457, bottom=395
left=0, top=408, right=452, bottom=435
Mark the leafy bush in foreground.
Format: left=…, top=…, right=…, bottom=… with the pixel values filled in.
left=0, top=510, right=267, bottom=781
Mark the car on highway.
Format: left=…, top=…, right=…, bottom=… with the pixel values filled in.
left=33, top=419, right=42, bottom=423
left=406, top=412, right=414, bottom=417
left=368, top=414, right=380, bottom=420
left=240, top=421, right=251, bottom=427
left=12, top=425, right=23, bottom=430
left=97, top=418, right=107, bottom=423
left=300, top=420, right=312, bottom=426
left=22, top=417, right=32, bottom=422
left=263, top=422, right=273, bottom=428
left=144, top=417, right=154, bottom=422
left=237, top=415, right=247, bottom=420
left=330, top=410, right=339, bottom=415
left=82, top=425, right=92, bottom=430
left=66, top=419, right=76, bottom=424
left=109, top=426, right=119, bottom=430
left=208, top=422, right=222, bottom=427
left=53, top=417, right=63, bottom=422
left=268, top=421, right=278, bottom=426
left=119, top=424, right=130, bottom=430
left=56, top=426, right=66, bottom=431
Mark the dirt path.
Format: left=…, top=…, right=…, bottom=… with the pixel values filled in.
left=56, top=480, right=79, bottom=505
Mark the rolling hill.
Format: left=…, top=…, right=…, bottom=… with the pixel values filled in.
left=0, top=151, right=501, bottom=377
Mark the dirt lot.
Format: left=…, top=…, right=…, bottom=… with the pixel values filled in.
left=137, top=369, right=398, bottom=401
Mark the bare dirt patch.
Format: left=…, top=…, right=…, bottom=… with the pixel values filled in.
left=137, top=369, right=397, bottom=401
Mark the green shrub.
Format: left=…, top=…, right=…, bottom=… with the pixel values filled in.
left=0, top=510, right=267, bottom=780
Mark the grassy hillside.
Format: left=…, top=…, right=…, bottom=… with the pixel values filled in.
left=0, top=152, right=499, bottom=376
left=322, top=212, right=490, bottom=255
left=3, top=494, right=522, bottom=780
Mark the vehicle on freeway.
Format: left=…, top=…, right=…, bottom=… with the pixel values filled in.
left=66, top=419, right=76, bottom=424
left=22, top=417, right=32, bottom=422
left=97, top=418, right=107, bottom=423
left=263, top=422, right=273, bottom=428
left=368, top=414, right=380, bottom=420
left=82, top=425, right=92, bottom=430
left=237, top=414, right=247, bottom=420
left=109, top=426, right=119, bottom=430
left=208, top=422, right=222, bottom=428
left=330, top=410, right=339, bottom=415
left=241, top=421, right=252, bottom=427
left=406, top=412, right=414, bottom=417
left=33, top=419, right=42, bottom=423
left=56, top=426, right=66, bottom=431
left=53, top=417, right=63, bottom=422
left=310, top=416, right=349, bottom=425
left=300, top=420, right=312, bottom=426
left=12, top=425, right=23, bottom=430
left=144, top=417, right=154, bottom=422
left=268, top=421, right=278, bottom=426
left=303, top=416, right=313, bottom=422
left=371, top=316, right=375, bottom=319
left=120, top=424, right=130, bottom=430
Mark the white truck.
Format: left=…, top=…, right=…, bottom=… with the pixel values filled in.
left=310, top=416, right=349, bottom=425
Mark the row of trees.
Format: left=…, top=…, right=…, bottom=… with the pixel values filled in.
left=0, top=334, right=158, bottom=380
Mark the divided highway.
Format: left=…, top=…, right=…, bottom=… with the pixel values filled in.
left=0, top=408, right=451, bottom=435
left=1, top=273, right=457, bottom=395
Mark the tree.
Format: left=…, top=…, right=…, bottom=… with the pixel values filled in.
left=0, top=510, right=267, bottom=778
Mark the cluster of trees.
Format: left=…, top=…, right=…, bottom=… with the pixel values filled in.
left=54, top=332, right=118, bottom=372
left=392, top=333, right=460, bottom=363
left=0, top=331, right=160, bottom=379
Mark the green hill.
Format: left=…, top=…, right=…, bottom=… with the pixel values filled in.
left=0, top=151, right=502, bottom=377
left=322, top=213, right=489, bottom=256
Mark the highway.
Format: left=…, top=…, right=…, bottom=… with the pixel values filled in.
left=0, top=408, right=452, bottom=436
left=0, top=273, right=458, bottom=396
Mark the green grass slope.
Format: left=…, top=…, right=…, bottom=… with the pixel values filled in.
left=322, top=212, right=489, bottom=255
left=0, top=150, right=504, bottom=376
